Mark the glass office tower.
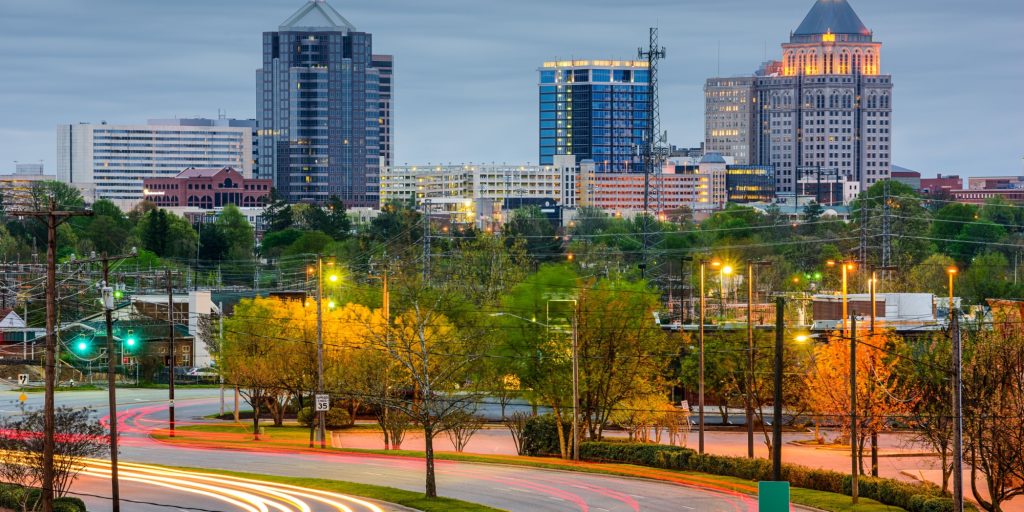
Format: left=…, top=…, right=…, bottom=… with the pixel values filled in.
left=258, top=0, right=392, bottom=207
left=539, top=60, right=650, bottom=173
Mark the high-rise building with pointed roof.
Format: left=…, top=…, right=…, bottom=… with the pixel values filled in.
left=258, top=0, right=393, bottom=207
left=705, top=0, right=892, bottom=198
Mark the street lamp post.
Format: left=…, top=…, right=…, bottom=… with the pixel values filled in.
left=948, top=266, right=963, bottom=512
left=315, top=256, right=326, bottom=449
left=772, top=296, right=785, bottom=480
left=699, top=259, right=711, bottom=454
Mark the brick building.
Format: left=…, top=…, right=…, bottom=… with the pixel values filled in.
left=143, top=167, right=272, bottom=209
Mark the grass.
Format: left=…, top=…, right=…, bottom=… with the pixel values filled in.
left=155, top=423, right=902, bottom=511
left=157, top=465, right=505, bottom=512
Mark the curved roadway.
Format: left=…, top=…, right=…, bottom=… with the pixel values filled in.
left=3, top=388, right=758, bottom=511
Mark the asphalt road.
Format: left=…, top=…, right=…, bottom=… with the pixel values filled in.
left=0, top=387, right=761, bottom=512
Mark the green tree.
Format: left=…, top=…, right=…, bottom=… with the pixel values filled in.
left=262, top=189, right=293, bottom=233
left=960, top=252, right=1018, bottom=305
left=907, top=253, right=957, bottom=296
left=138, top=209, right=170, bottom=256
left=198, top=224, right=230, bottom=261
left=260, top=228, right=303, bottom=258
left=284, top=231, right=334, bottom=256
left=851, top=181, right=932, bottom=269
left=216, top=204, right=254, bottom=259
left=930, top=203, right=977, bottom=242
left=505, top=205, right=561, bottom=261
left=304, top=196, right=352, bottom=240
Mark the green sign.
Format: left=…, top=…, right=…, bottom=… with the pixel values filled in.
left=758, top=481, right=790, bottom=512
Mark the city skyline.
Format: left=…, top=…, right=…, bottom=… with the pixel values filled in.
left=1, top=0, right=1021, bottom=177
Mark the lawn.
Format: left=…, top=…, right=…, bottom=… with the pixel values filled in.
left=156, top=423, right=903, bottom=512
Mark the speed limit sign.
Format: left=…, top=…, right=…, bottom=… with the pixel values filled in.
left=315, top=394, right=330, bottom=412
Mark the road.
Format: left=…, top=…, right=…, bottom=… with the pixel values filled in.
left=1, top=387, right=761, bottom=511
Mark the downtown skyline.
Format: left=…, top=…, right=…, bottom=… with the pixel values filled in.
left=0, top=0, right=1021, bottom=177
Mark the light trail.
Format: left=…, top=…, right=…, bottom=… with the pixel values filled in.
left=79, top=459, right=388, bottom=512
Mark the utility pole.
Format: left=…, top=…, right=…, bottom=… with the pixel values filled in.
left=571, top=305, right=580, bottom=462
left=850, top=313, right=859, bottom=504
left=746, top=263, right=755, bottom=459
left=166, top=269, right=175, bottom=438
left=219, top=301, right=224, bottom=418
left=422, top=200, right=431, bottom=281
left=315, top=256, right=326, bottom=448
left=99, top=251, right=136, bottom=512
left=15, top=198, right=92, bottom=512
left=698, top=261, right=706, bottom=454
left=951, top=311, right=964, bottom=512
left=772, top=297, right=785, bottom=481
left=882, top=178, right=891, bottom=269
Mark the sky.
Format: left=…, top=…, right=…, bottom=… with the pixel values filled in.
left=1, top=0, right=1022, bottom=177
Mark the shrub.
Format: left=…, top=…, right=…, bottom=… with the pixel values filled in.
left=297, top=406, right=351, bottom=429
left=54, top=496, right=87, bottom=512
left=521, top=414, right=570, bottom=457
left=578, top=441, right=964, bottom=512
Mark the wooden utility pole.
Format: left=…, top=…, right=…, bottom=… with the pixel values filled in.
left=102, top=255, right=120, bottom=511
left=850, top=313, right=859, bottom=504
left=166, top=269, right=176, bottom=437
left=13, top=199, right=92, bottom=512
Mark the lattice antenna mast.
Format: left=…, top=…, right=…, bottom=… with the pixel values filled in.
left=639, top=27, right=666, bottom=214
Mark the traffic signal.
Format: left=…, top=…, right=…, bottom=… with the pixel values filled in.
left=124, top=329, right=137, bottom=351
left=74, top=336, right=91, bottom=354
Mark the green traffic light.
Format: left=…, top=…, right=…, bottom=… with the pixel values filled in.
left=114, top=290, right=123, bottom=299
left=126, top=338, right=136, bottom=347
left=76, top=340, right=88, bottom=352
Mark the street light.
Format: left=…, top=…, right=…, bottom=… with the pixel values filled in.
left=827, top=260, right=855, bottom=336
left=947, top=266, right=958, bottom=321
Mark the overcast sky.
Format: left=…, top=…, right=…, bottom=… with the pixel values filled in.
left=1, top=0, right=1021, bottom=176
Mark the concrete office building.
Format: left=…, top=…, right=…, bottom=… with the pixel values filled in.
left=705, top=0, right=892, bottom=197
left=56, top=119, right=253, bottom=208
left=258, top=0, right=393, bottom=207
left=704, top=77, right=756, bottom=165
left=539, top=60, right=650, bottom=173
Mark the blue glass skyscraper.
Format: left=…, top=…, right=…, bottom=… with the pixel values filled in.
left=258, top=0, right=393, bottom=207
left=538, top=60, right=650, bottom=173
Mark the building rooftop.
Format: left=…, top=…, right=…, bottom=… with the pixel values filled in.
left=700, top=153, right=727, bottom=164
left=794, top=0, right=870, bottom=36
left=175, top=167, right=236, bottom=179
left=279, top=0, right=356, bottom=32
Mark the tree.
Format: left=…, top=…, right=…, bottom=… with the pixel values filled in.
left=851, top=181, right=932, bottom=270
left=804, top=331, right=917, bottom=474
left=576, top=277, right=674, bottom=440
left=961, top=252, right=1019, bottom=305
left=137, top=209, right=197, bottom=258
left=907, top=254, right=957, bottom=296
left=198, top=224, right=230, bottom=261
left=217, top=204, right=255, bottom=260
left=0, top=406, right=109, bottom=510
left=284, top=231, right=334, bottom=256
left=304, top=196, right=352, bottom=240
left=262, top=189, right=293, bottom=234
left=260, top=228, right=303, bottom=259
left=355, top=278, right=492, bottom=498
left=29, top=180, right=84, bottom=210
left=899, top=332, right=956, bottom=494
left=505, top=205, right=562, bottom=261
left=964, top=324, right=1024, bottom=511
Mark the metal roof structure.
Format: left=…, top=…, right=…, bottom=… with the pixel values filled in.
left=794, top=0, right=870, bottom=36
left=279, top=0, right=357, bottom=32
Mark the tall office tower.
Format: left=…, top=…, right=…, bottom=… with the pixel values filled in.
left=56, top=119, right=253, bottom=208
left=373, top=54, right=394, bottom=171
left=258, top=0, right=393, bottom=207
left=705, top=0, right=892, bottom=195
left=539, top=60, right=650, bottom=173
left=704, top=77, right=756, bottom=165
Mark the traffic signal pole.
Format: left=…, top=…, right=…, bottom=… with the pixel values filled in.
left=101, top=254, right=121, bottom=512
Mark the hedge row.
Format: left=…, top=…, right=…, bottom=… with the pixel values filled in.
left=579, top=441, right=961, bottom=512
left=0, top=483, right=88, bottom=512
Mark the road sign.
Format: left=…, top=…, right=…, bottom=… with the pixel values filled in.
left=315, top=394, right=330, bottom=412
left=17, top=374, right=29, bottom=386
left=680, top=400, right=690, bottom=411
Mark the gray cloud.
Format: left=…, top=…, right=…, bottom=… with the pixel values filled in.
left=0, top=0, right=1021, bottom=175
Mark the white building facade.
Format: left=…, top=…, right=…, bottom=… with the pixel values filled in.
left=56, top=119, right=253, bottom=208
